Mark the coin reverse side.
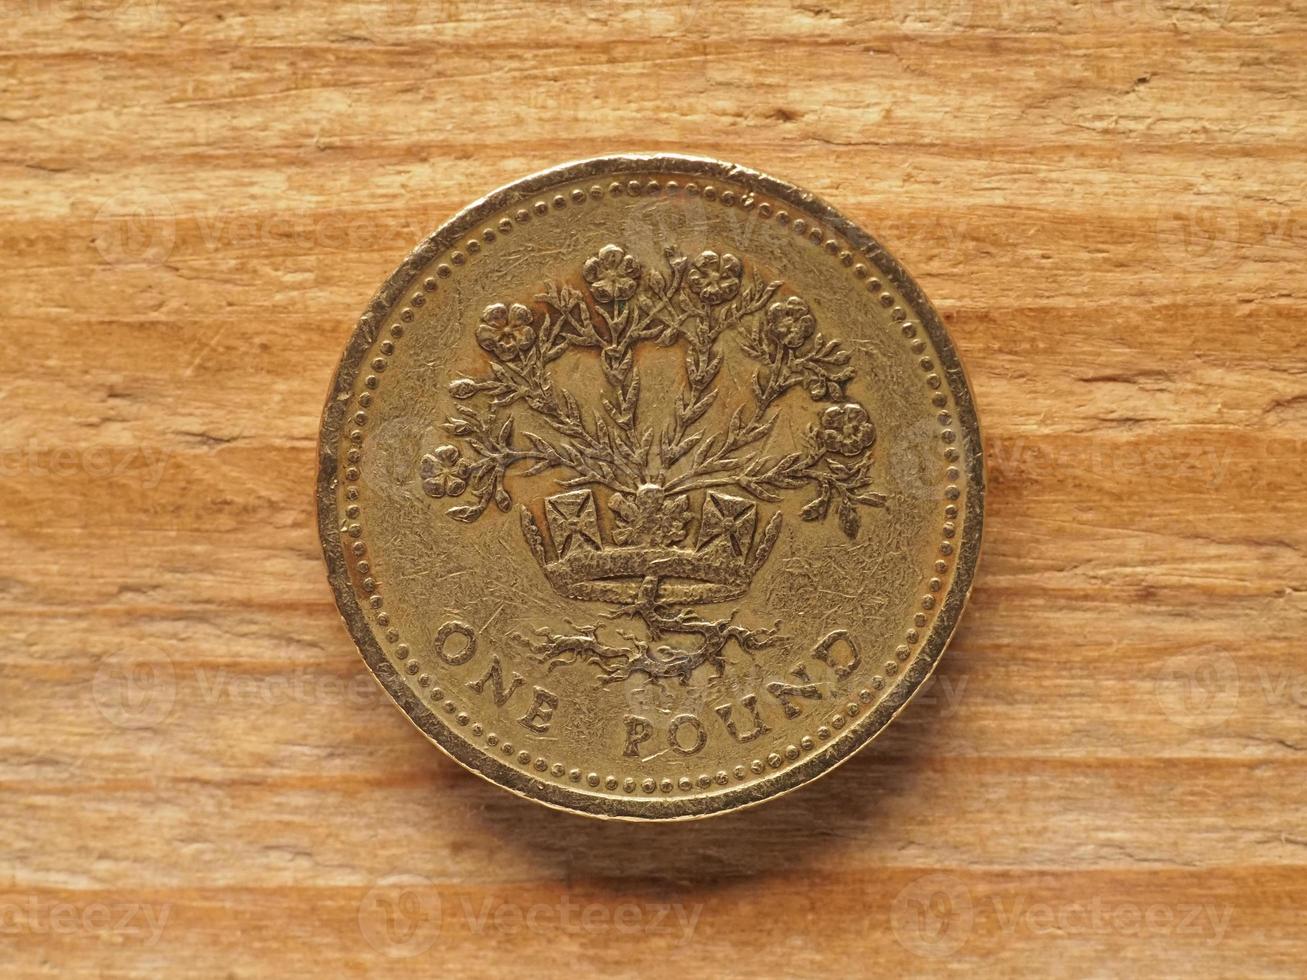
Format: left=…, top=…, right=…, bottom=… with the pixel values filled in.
left=317, top=155, right=983, bottom=820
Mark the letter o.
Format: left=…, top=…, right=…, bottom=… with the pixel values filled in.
left=434, top=620, right=477, bottom=665
left=668, top=713, right=707, bottom=756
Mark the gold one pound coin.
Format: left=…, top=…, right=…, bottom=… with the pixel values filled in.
left=317, top=155, right=983, bottom=819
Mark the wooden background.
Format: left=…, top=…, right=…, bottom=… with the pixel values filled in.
left=3, top=0, right=1305, bottom=976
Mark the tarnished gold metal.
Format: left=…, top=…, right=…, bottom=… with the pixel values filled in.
left=317, top=155, right=983, bottom=820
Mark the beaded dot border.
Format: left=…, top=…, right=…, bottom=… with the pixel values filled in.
left=341, top=177, right=965, bottom=796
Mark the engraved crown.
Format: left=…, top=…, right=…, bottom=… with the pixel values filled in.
left=519, top=487, right=783, bottom=605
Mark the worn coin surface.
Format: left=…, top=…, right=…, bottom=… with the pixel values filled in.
left=317, top=155, right=983, bottom=820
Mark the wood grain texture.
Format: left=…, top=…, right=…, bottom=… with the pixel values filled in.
left=2, top=0, right=1305, bottom=975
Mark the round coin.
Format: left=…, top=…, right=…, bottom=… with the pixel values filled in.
left=317, top=154, right=983, bottom=819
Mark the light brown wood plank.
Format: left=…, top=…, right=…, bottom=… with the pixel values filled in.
left=2, top=0, right=1305, bottom=976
